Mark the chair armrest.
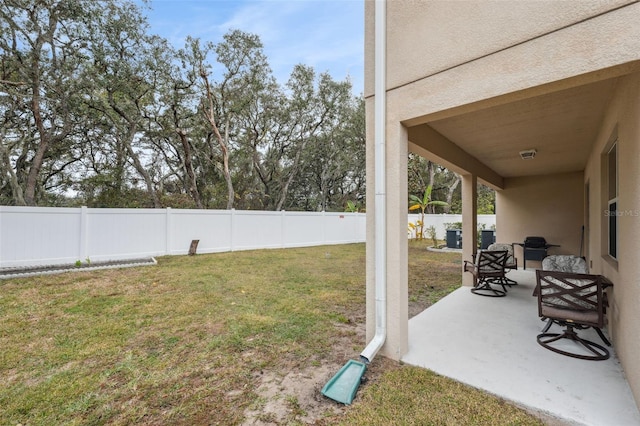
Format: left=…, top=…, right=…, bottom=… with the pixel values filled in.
left=463, top=260, right=475, bottom=273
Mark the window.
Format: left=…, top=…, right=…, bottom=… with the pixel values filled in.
left=607, top=143, right=617, bottom=259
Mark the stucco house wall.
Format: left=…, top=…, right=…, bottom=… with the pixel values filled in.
left=582, top=71, right=640, bottom=404
left=364, top=0, right=640, bottom=409
left=365, top=1, right=640, bottom=115
left=495, top=171, right=585, bottom=268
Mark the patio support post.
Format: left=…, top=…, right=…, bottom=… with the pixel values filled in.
left=364, top=118, right=409, bottom=362
left=462, top=174, right=477, bottom=286
left=381, top=120, right=409, bottom=360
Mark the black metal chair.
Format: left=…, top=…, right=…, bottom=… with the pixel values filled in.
left=464, top=250, right=509, bottom=297
left=539, top=255, right=589, bottom=332
left=536, top=270, right=610, bottom=360
left=488, top=243, right=518, bottom=286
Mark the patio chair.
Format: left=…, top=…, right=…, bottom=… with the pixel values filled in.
left=535, top=269, right=610, bottom=360
left=538, top=255, right=589, bottom=332
left=487, top=243, right=518, bottom=286
left=464, top=250, right=509, bottom=297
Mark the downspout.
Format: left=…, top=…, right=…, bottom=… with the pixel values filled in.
left=360, top=0, right=386, bottom=365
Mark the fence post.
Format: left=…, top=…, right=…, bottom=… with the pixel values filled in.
left=0, top=206, right=4, bottom=266
left=322, top=210, right=326, bottom=245
left=165, top=207, right=172, bottom=255
left=281, top=210, right=286, bottom=248
left=230, top=208, right=235, bottom=252
left=79, top=206, right=88, bottom=262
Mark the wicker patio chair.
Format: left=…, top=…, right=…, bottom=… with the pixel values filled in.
left=535, top=269, right=610, bottom=360
left=464, top=250, right=509, bottom=297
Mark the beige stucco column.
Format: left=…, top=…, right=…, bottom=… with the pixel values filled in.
left=462, top=173, right=477, bottom=286
left=365, top=113, right=409, bottom=362
left=382, top=120, right=409, bottom=360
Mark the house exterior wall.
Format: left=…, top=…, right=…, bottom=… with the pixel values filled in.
left=495, top=172, right=585, bottom=269
left=364, top=0, right=640, bottom=100
left=583, top=72, right=640, bottom=404
left=365, top=0, right=640, bottom=406
left=365, top=0, right=638, bottom=97
left=365, top=1, right=640, bottom=125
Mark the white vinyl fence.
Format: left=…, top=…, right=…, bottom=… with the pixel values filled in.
left=0, top=207, right=496, bottom=268
left=0, top=207, right=366, bottom=268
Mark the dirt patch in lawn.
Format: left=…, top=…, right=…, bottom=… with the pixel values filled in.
left=241, top=323, right=404, bottom=425
left=242, top=242, right=463, bottom=425
left=241, top=322, right=367, bottom=425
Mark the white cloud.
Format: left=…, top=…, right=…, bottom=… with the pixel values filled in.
left=141, top=0, right=364, bottom=94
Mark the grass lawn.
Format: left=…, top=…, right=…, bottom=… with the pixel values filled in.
left=0, top=241, right=543, bottom=425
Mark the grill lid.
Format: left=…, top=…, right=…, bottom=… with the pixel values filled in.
left=524, top=236, right=547, bottom=248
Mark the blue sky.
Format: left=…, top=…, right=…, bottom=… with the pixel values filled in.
left=138, top=0, right=365, bottom=95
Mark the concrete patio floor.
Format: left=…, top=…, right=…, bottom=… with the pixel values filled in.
left=403, top=268, right=640, bottom=426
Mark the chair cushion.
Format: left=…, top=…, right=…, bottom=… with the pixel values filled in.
left=542, top=255, right=588, bottom=273
left=488, top=243, right=515, bottom=266
left=540, top=305, right=599, bottom=325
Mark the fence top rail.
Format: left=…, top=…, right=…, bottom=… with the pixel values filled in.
left=0, top=206, right=81, bottom=213
left=0, top=206, right=366, bottom=215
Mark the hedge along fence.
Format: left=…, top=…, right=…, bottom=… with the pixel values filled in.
left=0, top=207, right=366, bottom=268
left=0, top=207, right=495, bottom=268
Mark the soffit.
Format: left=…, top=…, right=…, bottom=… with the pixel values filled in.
left=427, top=78, right=617, bottom=178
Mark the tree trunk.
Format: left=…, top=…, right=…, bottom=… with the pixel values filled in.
left=275, top=138, right=308, bottom=211
left=426, top=161, right=436, bottom=214
left=444, top=174, right=461, bottom=213
left=201, top=70, right=235, bottom=210
left=176, top=128, right=203, bottom=208
left=0, top=139, right=26, bottom=205
left=24, top=53, right=47, bottom=206
left=123, top=127, right=161, bottom=208
left=222, top=118, right=234, bottom=210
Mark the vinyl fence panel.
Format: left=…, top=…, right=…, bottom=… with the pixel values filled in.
left=282, top=211, right=325, bottom=247
left=0, top=207, right=368, bottom=268
left=0, top=207, right=82, bottom=266
left=86, top=208, right=168, bottom=261
left=168, top=209, right=233, bottom=254
left=0, top=207, right=491, bottom=268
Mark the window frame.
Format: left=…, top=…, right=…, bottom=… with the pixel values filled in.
left=607, top=142, right=618, bottom=260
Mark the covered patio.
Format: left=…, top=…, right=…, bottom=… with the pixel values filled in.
left=403, top=269, right=640, bottom=426
left=364, top=1, right=640, bottom=417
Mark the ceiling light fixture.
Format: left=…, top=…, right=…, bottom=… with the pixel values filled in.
left=519, top=149, right=537, bottom=160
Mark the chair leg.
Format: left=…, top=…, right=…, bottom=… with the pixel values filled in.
left=488, top=277, right=509, bottom=293
left=503, top=276, right=518, bottom=286
left=471, top=277, right=506, bottom=297
left=595, top=327, right=611, bottom=346
left=537, top=324, right=610, bottom=361
left=541, top=318, right=553, bottom=333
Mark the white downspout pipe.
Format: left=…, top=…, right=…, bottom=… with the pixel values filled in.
left=360, top=0, right=386, bottom=365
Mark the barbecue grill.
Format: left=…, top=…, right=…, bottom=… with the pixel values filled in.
left=516, top=236, right=559, bottom=269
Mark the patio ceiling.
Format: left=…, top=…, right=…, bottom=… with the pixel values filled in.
left=425, top=77, right=618, bottom=178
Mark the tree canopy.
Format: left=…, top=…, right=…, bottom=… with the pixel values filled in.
left=408, top=153, right=495, bottom=215
left=1, top=0, right=491, bottom=213
left=0, top=0, right=365, bottom=211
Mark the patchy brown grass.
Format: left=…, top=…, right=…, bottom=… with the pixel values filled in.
left=0, top=242, right=543, bottom=425
left=408, top=240, right=462, bottom=318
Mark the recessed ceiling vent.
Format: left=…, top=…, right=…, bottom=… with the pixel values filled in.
left=519, top=149, right=537, bottom=160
